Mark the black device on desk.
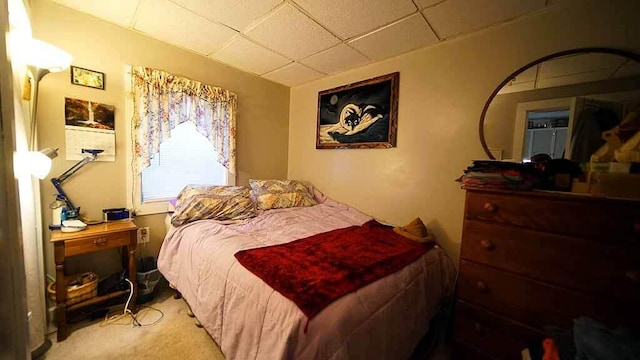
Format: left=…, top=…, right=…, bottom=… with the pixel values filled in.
left=103, top=208, right=131, bottom=221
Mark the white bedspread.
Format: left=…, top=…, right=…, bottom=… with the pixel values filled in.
left=158, top=195, right=456, bottom=360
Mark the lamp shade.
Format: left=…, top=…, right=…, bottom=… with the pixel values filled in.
left=24, top=39, right=72, bottom=73
left=28, top=148, right=58, bottom=179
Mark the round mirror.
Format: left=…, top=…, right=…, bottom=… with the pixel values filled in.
left=480, top=48, right=640, bottom=163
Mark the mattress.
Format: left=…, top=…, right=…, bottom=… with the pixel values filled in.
left=158, top=194, right=456, bottom=360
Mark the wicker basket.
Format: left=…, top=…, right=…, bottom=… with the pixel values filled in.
left=47, top=272, right=98, bottom=305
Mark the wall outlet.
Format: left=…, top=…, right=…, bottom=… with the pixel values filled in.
left=137, top=227, right=150, bottom=244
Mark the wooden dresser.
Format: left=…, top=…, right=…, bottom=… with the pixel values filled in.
left=453, top=187, right=640, bottom=359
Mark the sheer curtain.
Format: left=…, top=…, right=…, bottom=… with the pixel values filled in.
left=130, top=66, right=237, bottom=174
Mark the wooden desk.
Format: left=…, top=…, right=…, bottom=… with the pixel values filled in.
left=50, top=221, right=138, bottom=341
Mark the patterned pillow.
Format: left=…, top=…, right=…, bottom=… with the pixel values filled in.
left=249, top=179, right=318, bottom=210
left=171, top=185, right=256, bottom=227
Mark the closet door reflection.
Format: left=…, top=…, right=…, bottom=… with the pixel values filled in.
left=569, top=98, right=622, bottom=163
left=523, top=109, right=569, bottom=161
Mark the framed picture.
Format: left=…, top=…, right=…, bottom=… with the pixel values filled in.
left=316, top=72, right=399, bottom=149
left=64, top=97, right=116, bottom=161
left=70, top=66, right=105, bottom=90
left=64, top=97, right=114, bottom=130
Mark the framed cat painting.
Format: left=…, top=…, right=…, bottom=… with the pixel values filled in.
left=316, top=72, right=399, bottom=149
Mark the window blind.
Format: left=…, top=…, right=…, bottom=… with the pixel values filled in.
left=141, top=122, right=226, bottom=202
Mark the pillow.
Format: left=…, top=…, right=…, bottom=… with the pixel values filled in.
left=249, top=179, right=317, bottom=210
left=171, top=185, right=256, bottom=227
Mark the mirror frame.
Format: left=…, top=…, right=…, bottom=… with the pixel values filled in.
left=479, top=47, right=640, bottom=160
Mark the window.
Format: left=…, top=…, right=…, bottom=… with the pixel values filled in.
left=141, top=122, right=228, bottom=202
left=125, top=66, right=237, bottom=215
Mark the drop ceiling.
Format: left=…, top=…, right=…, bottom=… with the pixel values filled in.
left=48, top=0, right=554, bottom=87
left=498, top=53, right=640, bottom=94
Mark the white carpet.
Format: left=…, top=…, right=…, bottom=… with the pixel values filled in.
left=43, top=285, right=451, bottom=360
left=43, top=286, right=225, bottom=360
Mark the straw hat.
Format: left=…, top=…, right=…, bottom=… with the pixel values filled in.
left=393, top=217, right=434, bottom=243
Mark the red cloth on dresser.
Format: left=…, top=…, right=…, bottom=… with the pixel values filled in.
left=234, top=220, right=431, bottom=320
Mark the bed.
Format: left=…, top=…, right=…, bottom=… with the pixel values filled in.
left=158, top=189, right=456, bottom=360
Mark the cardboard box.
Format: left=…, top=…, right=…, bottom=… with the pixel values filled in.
left=588, top=172, right=640, bottom=199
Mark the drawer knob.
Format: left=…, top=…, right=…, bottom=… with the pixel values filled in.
left=483, top=202, right=497, bottom=213
left=626, top=270, right=640, bottom=284
left=474, top=322, right=484, bottom=334
left=94, top=238, right=107, bottom=246
left=476, top=281, right=489, bottom=292
left=480, top=240, right=494, bottom=250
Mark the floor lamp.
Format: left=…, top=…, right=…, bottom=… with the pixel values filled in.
left=22, top=38, right=71, bottom=358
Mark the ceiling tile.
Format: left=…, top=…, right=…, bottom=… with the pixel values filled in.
left=498, top=81, right=535, bottom=94
left=415, top=0, right=445, bottom=10
left=348, top=14, right=438, bottom=61
left=301, top=44, right=370, bottom=74
left=49, top=0, right=140, bottom=27
left=498, top=66, right=538, bottom=94
left=512, top=65, right=538, bottom=83
left=245, top=3, right=340, bottom=60
left=211, top=37, right=291, bottom=75
left=539, top=53, right=627, bottom=79
left=134, top=0, right=237, bottom=55
left=170, top=0, right=282, bottom=32
left=614, top=60, right=640, bottom=78
left=423, top=0, right=546, bottom=39
left=293, top=0, right=416, bottom=39
left=537, top=69, right=614, bottom=89
left=262, top=62, right=323, bottom=87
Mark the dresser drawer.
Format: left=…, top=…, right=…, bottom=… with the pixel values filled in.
left=64, top=231, right=131, bottom=257
left=452, top=341, right=496, bottom=360
left=465, top=190, right=640, bottom=242
left=461, top=220, right=640, bottom=298
left=455, top=300, right=542, bottom=360
left=458, top=260, right=606, bottom=329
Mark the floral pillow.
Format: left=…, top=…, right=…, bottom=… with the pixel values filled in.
left=249, top=179, right=317, bottom=210
left=171, top=185, right=256, bottom=227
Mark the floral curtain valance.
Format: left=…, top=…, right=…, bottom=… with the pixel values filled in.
left=131, top=66, right=237, bottom=174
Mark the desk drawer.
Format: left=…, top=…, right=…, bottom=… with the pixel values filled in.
left=65, top=231, right=130, bottom=257
left=458, top=260, right=601, bottom=330
left=465, top=191, right=640, bottom=242
left=461, top=220, right=640, bottom=297
left=455, top=300, right=542, bottom=360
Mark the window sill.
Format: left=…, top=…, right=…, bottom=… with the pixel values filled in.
left=133, top=200, right=171, bottom=216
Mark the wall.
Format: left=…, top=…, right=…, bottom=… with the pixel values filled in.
left=30, top=0, right=290, bottom=278
left=288, top=0, right=640, bottom=263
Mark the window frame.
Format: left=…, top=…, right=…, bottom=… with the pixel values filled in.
left=124, top=65, right=235, bottom=215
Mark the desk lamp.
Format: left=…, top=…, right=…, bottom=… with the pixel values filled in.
left=51, top=148, right=103, bottom=219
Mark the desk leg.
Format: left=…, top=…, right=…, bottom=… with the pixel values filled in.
left=54, top=243, right=68, bottom=342
left=127, top=230, right=138, bottom=313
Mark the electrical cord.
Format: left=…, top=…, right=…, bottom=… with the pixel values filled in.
left=100, top=278, right=164, bottom=327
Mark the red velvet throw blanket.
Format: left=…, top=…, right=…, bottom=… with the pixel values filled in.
left=234, top=220, right=431, bottom=320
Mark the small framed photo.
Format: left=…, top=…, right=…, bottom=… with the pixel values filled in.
left=70, top=66, right=105, bottom=90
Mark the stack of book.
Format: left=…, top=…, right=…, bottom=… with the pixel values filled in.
left=458, top=160, right=539, bottom=190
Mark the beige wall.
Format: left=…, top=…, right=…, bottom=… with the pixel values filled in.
left=31, top=0, right=290, bottom=277
left=288, top=0, right=640, bottom=263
